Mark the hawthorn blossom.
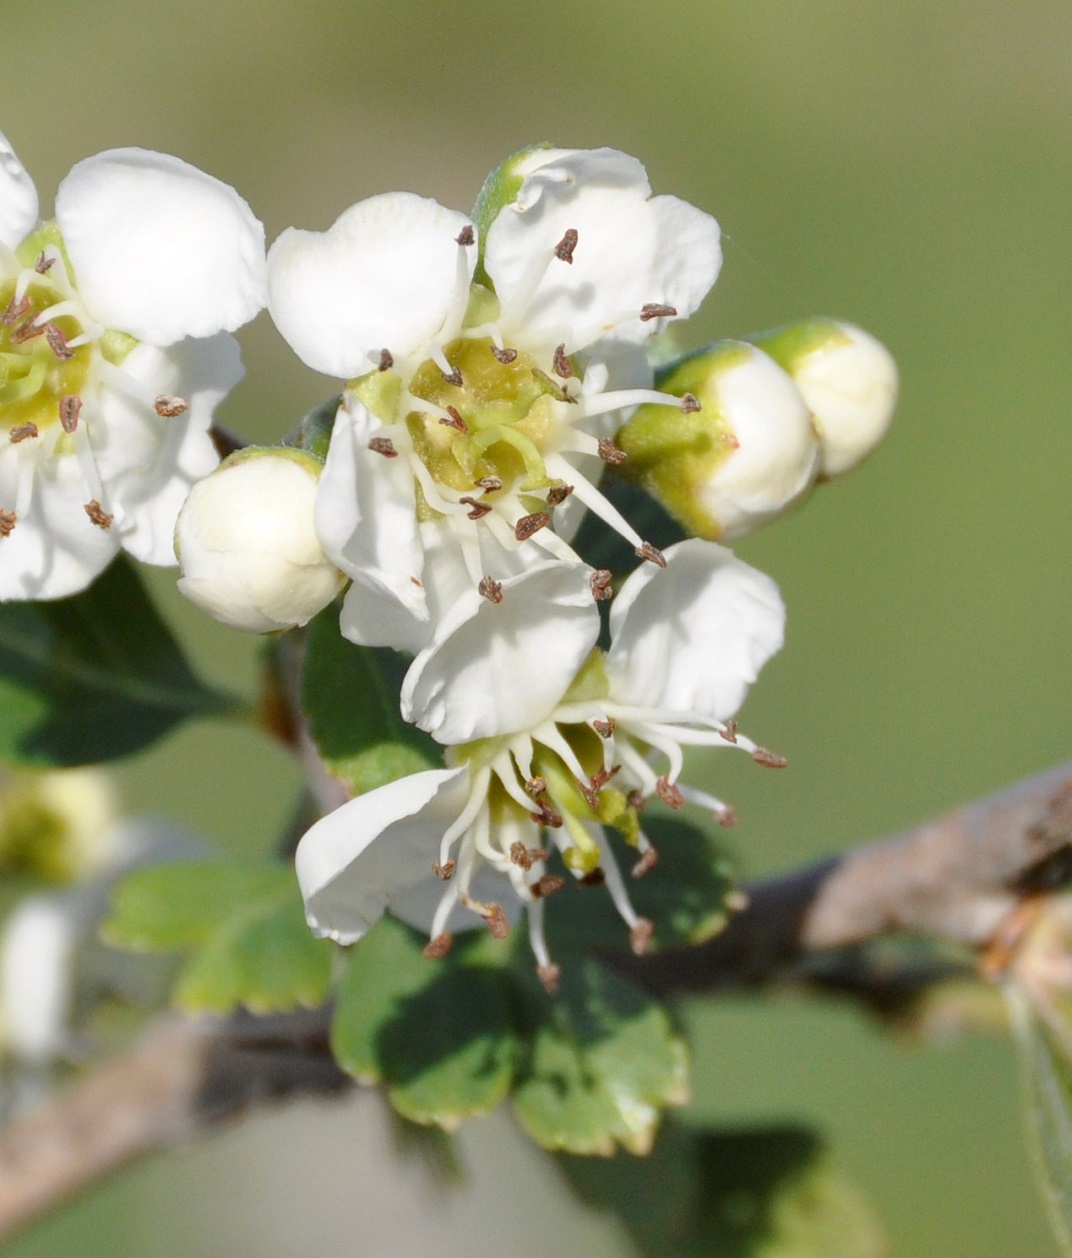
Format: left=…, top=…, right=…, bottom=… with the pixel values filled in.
left=296, top=540, right=784, bottom=987
left=268, top=146, right=722, bottom=650
left=0, top=132, right=266, bottom=600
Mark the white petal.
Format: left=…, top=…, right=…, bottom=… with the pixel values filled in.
left=606, top=538, right=785, bottom=721
left=315, top=396, right=428, bottom=644
left=55, top=149, right=267, bottom=346
left=391, top=866, right=519, bottom=936
left=401, top=561, right=600, bottom=744
left=295, top=766, right=469, bottom=945
left=0, top=894, right=80, bottom=1062
left=0, top=130, right=38, bottom=250
left=484, top=147, right=721, bottom=353
left=0, top=443, right=119, bottom=601
left=268, top=192, right=474, bottom=378
left=91, top=334, right=241, bottom=566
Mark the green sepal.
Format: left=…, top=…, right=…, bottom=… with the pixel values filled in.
left=747, top=317, right=852, bottom=377
left=103, top=860, right=332, bottom=1015
left=0, top=556, right=239, bottom=767
left=301, top=604, right=440, bottom=796
left=512, top=956, right=689, bottom=1155
left=470, top=143, right=553, bottom=286
left=283, top=394, right=341, bottom=461
left=331, top=914, right=516, bottom=1129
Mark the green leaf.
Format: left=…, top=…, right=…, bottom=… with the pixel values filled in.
left=331, top=915, right=516, bottom=1129
left=1008, top=982, right=1072, bottom=1256
left=512, top=958, right=689, bottom=1155
left=0, top=556, right=237, bottom=767
left=543, top=816, right=736, bottom=956
left=104, top=861, right=332, bottom=1015
left=301, top=606, right=439, bottom=795
left=559, top=1122, right=886, bottom=1257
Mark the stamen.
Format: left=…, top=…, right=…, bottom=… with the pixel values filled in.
left=752, top=747, right=788, bottom=768
left=455, top=225, right=475, bottom=247
left=530, top=799, right=564, bottom=829
left=597, top=437, right=628, bottom=466
left=552, top=344, right=574, bottom=378
left=59, top=395, right=82, bottom=433
left=656, top=776, right=685, bottom=810
left=509, top=841, right=549, bottom=870
left=368, top=436, right=398, bottom=458
left=527, top=898, right=557, bottom=987
left=720, top=719, right=738, bottom=744
left=477, top=575, right=503, bottom=603
left=635, top=541, right=667, bottom=568
left=459, top=496, right=492, bottom=520
left=630, top=919, right=654, bottom=955
left=680, top=392, right=701, bottom=413
left=531, top=874, right=566, bottom=899
left=592, top=718, right=615, bottom=739
left=546, top=483, right=573, bottom=506
left=515, top=510, right=551, bottom=541
left=378, top=348, right=394, bottom=372
left=627, top=788, right=645, bottom=811
left=10, top=319, right=44, bottom=344
left=537, top=964, right=561, bottom=995
left=432, top=859, right=455, bottom=880
left=592, top=828, right=641, bottom=931
left=482, top=903, right=510, bottom=939
left=554, top=229, right=579, bottom=264
left=531, top=367, right=574, bottom=404
left=477, top=476, right=503, bottom=495
left=9, top=423, right=38, bottom=444
left=632, top=846, right=658, bottom=878
left=491, top=346, right=518, bottom=364
left=441, top=366, right=463, bottom=387
left=422, top=932, right=454, bottom=959
left=84, top=500, right=114, bottom=529
left=590, top=569, right=613, bottom=601
left=34, top=252, right=53, bottom=274
left=578, top=868, right=606, bottom=888
left=154, top=395, right=188, bottom=418
left=0, top=509, right=16, bottom=538
left=44, top=324, right=74, bottom=360
left=525, top=776, right=547, bottom=797
left=677, top=783, right=737, bottom=826
left=441, top=405, right=468, bottom=433
left=640, top=303, right=678, bottom=322
left=2, top=294, right=29, bottom=325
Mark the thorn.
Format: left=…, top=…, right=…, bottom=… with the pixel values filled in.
left=630, top=918, right=655, bottom=955
left=590, top=569, right=614, bottom=601
left=154, top=394, right=188, bottom=418
left=537, top=963, right=561, bottom=996
left=378, top=348, right=394, bottom=372
left=491, top=346, right=518, bottom=364
left=514, top=510, right=551, bottom=541
left=632, top=847, right=658, bottom=878
left=58, top=395, right=82, bottom=433
left=368, top=436, right=398, bottom=458
left=752, top=747, right=788, bottom=769
left=635, top=541, right=667, bottom=568
left=554, top=228, right=579, bottom=263
left=640, top=303, right=677, bottom=322
left=552, top=344, right=574, bottom=378
left=0, top=509, right=16, bottom=538
left=9, top=423, right=38, bottom=444
left=84, top=500, right=114, bottom=530
left=478, top=574, right=503, bottom=603
left=455, top=225, right=475, bottom=246
left=423, top=932, right=454, bottom=959
left=432, top=859, right=455, bottom=880
left=597, top=437, right=628, bottom=465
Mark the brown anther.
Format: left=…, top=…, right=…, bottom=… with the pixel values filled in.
left=752, top=747, right=788, bottom=769
left=510, top=842, right=551, bottom=870
left=717, top=806, right=739, bottom=828
left=441, top=366, right=463, bottom=387
left=432, top=859, right=456, bottom=880
left=440, top=405, right=468, bottom=432
left=525, top=776, right=547, bottom=798
left=725, top=889, right=750, bottom=913
left=554, top=228, right=579, bottom=264
left=719, top=719, right=739, bottom=744
left=578, top=868, right=606, bottom=888
left=460, top=496, right=493, bottom=521
left=552, top=344, right=574, bottom=379
left=377, top=348, right=394, bottom=372
left=592, top=718, right=615, bottom=739
left=531, top=874, right=566, bottom=900
left=536, top=963, right=561, bottom=996
left=368, top=436, right=398, bottom=458
left=477, top=475, right=504, bottom=494
left=9, top=423, right=38, bottom=444
left=580, top=765, right=618, bottom=811
left=0, top=509, right=16, bottom=538
left=482, top=902, right=510, bottom=940
left=632, top=847, right=659, bottom=879
left=531, top=367, right=574, bottom=403
left=2, top=294, right=29, bottom=325
left=597, top=437, right=628, bottom=465
left=34, top=252, right=54, bottom=274
left=422, top=932, right=455, bottom=959
left=478, top=575, right=503, bottom=603
left=627, top=789, right=646, bottom=812
left=531, top=801, right=563, bottom=829
left=656, top=776, right=685, bottom=810
left=44, top=323, right=74, bottom=360
left=635, top=541, right=667, bottom=568
left=546, top=483, right=573, bottom=507
left=680, top=392, right=701, bottom=413
left=590, top=569, right=614, bottom=601
left=455, top=225, right=475, bottom=246
left=640, top=303, right=677, bottom=322
left=514, top=510, right=551, bottom=541
left=59, top=395, right=82, bottom=433
left=154, top=394, right=188, bottom=418
left=490, top=346, right=518, bottom=364
left=629, top=918, right=655, bottom=956
left=9, top=318, right=43, bottom=344
left=84, top=500, right=114, bottom=530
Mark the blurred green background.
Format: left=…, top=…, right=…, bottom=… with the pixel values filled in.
left=3, top=0, right=1071, bottom=1252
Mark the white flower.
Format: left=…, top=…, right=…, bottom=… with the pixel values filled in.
left=176, top=447, right=344, bottom=633
left=0, top=132, right=267, bottom=600
left=269, top=147, right=722, bottom=648
left=296, top=540, right=783, bottom=987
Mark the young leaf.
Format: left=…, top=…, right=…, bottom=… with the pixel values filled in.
left=0, top=557, right=237, bottom=767
left=512, top=958, right=689, bottom=1156
left=301, top=607, right=439, bottom=796
left=331, top=915, right=516, bottom=1128
left=104, top=861, right=331, bottom=1015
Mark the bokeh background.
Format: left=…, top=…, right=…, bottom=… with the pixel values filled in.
left=4, top=0, right=1071, bottom=1253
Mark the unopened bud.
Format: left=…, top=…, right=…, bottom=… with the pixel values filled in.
left=615, top=341, right=820, bottom=541
left=750, top=319, right=897, bottom=480
left=176, top=448, right=344, bottom=633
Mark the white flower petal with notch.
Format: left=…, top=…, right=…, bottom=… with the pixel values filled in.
left=0, top=130, right=37, bottom=251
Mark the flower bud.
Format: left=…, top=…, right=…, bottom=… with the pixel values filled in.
left=176, top=448, right=344, bottom=633
left=749, top=319, right=897, bottom=479
left=615, top=341, right=820, bottom=541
